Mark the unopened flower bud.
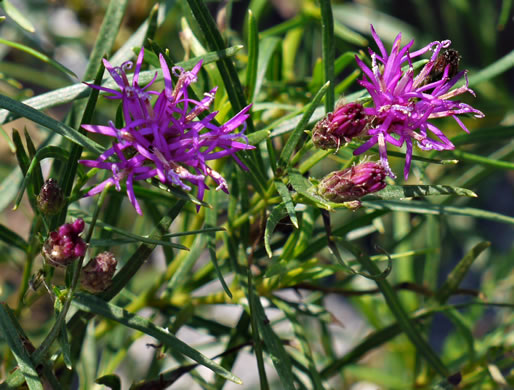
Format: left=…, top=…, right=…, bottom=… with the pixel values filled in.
left=81, top=252, right=117, bottom=293
left=42, top=218, right=86, bottom=267
left=312, top=103, right=367, bottom=149
left=36, top=179, right=64, bottom=215
left=318, top=161, right=387, bottom=203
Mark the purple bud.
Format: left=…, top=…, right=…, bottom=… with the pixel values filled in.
left=59, top=223, right=72, bottom=237
left=312, top=103, right=367, bottom=150
left=72, top=218, right=85, bottom=234
left=36, top=179, right=65, bottom=215
left=318, top=161, right=387, bottom=203
left=42, top=219, right=88, bottom=267
left=73, top=240, right=87, bottom=258
left=81, top=252, right=117, bottom=293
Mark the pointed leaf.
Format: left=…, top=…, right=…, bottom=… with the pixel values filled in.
left=277, top=82, right=330, bottom=169
left=435, top=241, right=491, bottom=304
left=71, top=293, right=242, bottom=384
left=265, top=203, right=288, bottom=257
left=363, top=185, right=477, bottom=200
left=0, top=304, right=43, bottom=390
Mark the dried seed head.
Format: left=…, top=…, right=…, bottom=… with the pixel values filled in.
left=81, top=252, right=117, bottom=293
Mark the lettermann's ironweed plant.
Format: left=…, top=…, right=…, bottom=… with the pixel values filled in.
left=0, top=1, right=512, bottom=389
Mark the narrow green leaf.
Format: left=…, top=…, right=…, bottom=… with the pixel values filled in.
left=362, top=185, right=477, bottom=200
left=247, top=129, right=270, bottom=145
left=72, top=293, right=242, bottom=384
left=68, top=210, right=189, bottom=250
left=246, top=9, right=259, bottom=101
left=205, top=189, right=232, bottom=297
left=11, top=128, right=30, bottom=174
left=0, top=224, right=28, bottom=251
left=341, top=239, right=449, bottom=377
left=0, top=38, right=76, bottom=78
left=101, top=201, right=186, bottom=301
left=162, top=226, right=225, bottom=238
left=468, top=49, right=514, bottom=86
left=0, top=0, right=35, bottom=32
left=451, top=125, right=514, bottom=146
left=435, top=241, right=490, bottom=304
left=277, top=82, right=329, bottom=169
left=57, top=315, right=72, bottom=370
left=275, top=180, right=298, bottom=228
left=333, top=20, right=368, bottom=46
left=84, top=0, right=128, bottom=81
left=23, top=128, right=44, bottom=197
left=497, top=0, right=512, bottom=30
left=0, top=95, right=103, bottom=154
left=449, top=148, right=514, bottom=170
left=254, top=37, right=280, bottom=99
left=0, top=47, right=243, bottom=126
left=0, top=168, right=23, bottom=213
left=95, top=374, right=121, bottom=390
left=320, top=302, right=512, bottom=379
left=260, top=14, right=306, bottom=38
left=251, top=294, right=296, bottom=390
left=167, top=233, right=206, bottom=292
left=274, top=299, right=325, bottom=389
left=186, top=0, right=253, bottom=130
left=0, top=304, right=43, bottom=390
left=362, top=199, right=514, bottom=226
left=265, top=203, right=288, bottom=257
left=319, top=0, right=335, bottom=112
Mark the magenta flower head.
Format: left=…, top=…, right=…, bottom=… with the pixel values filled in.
left=312, top=102, right=367, bottom=150
left=79, top=48, right=255, bottom=214
left=318, top=161, right=387, bottom=204
left=353, top=25, right=484, bottom=179
left=43, top=219, right=87, bottom=267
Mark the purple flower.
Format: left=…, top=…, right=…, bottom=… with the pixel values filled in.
left=80, top=48, right=254, bottom=214
left=353, top=25, right=484, bottom=179
left=318, top=161, right=387, bottom=204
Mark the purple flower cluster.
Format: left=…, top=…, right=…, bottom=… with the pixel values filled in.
left=43, top=219, right=86, bottom=267
left=80, top=48, right=254, bottom=214
left=352, top=25, right=484, bottom=179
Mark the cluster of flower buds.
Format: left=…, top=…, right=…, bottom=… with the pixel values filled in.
left=36, top=179, right=65, bottom=215
left=42, top=219, right=86, bottom=267
left=312, top=102, right=367, bottom=150
left=81, top=251, right=117, bottom=293
left=318, top=161, right=387, bottom=207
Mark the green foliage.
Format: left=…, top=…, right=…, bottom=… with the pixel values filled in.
left=0, top=1, right=513, bottom=389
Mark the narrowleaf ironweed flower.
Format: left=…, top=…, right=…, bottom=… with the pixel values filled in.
left=312, top=102, right=367, bottom=150
left=37, top=178, right=65, bottom=215
left=81, top=251, right=117, bottom=293
left=80, top=48, right=254, bottom=214
left=353, top=25, right=484, bottom=179
left=318, top=161, right=387, bottom=204
left=43, top=219, right=86, bottom=267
